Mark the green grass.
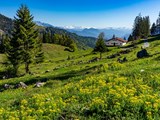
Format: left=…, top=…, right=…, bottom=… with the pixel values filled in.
left=0, top=36, right=160, bottom=119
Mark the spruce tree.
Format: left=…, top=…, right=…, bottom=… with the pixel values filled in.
left=6, top=5, right=39, bottom=74
left=132, top=14, right=142, bottom=39
left=132, top=14, right=150, bottom=39
left=142, top=16, right=150, bottom=38
left=128, top=34, right=134, bottom=42
left=94, top=32, right=107, bottom=59
left=151, top=23, right=156, bottom=35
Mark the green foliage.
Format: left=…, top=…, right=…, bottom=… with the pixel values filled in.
left=15, top=5, right=39, bottom=73
left=94, top=32, right=107, bottom=59
left=128, top=34, right=134, bottom=42
left=5, top=5, right=43, bottom=75
left=69, top=43, right=77, bottom=52
left=151, top=23, right=156, bottom=35
left=94, top=33, right=107, bottom=52
left=40, top=27, right=96, bottom=49
left=0, top=35, right=160, bottom=119
left=132, top=14, right=150, bottom=39
left=42, top=32, right=77, bottom=52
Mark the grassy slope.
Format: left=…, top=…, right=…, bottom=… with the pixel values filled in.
left=0, top=36, right=160, bottom=119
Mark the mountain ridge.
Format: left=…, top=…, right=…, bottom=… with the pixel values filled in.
left=33, top=21, right=132, bottom=39
left=66, top=27, right=132, bottom=39
left=0, top=13, right=13, bottom=34
left=0, top=14, right=96, bottom=49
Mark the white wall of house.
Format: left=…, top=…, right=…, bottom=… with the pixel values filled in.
left=106, top=40, right=126, bottom=46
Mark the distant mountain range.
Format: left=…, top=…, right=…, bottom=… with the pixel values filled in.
left=64, top=27, right=132, bottom=39
left=0, top=14, right=131, bottom=49
left=35, top=21, right=54, bottom=28
left=0, top=15, right=96, bottom=49
left=0, top=14, right=13, bottom=34
left=35, top=22, right=132, bottom=39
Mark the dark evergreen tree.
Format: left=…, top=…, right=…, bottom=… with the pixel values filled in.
left=16, top=5, right=39, bottom=73
left=142, top=16, right=150, bottom=38
left=146, top=16, right=150, bottom=37
left=6, top=5, right=40, bottom=74
left=94, top=32, right=107, bottom=59
left=151, top=23, right=156, bottom=35
left=132, top=14, right=142, bottom=39
left=132, top=14, right=150, bottom=39
left=128, top=34, right=134, bottom=42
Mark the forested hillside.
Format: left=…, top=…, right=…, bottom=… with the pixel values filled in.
left=0, top=14, right=96, bottom=49
left=0, top=14, right=13, bottom=34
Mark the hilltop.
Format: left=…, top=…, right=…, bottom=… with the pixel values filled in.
left=0, top=34, right=160, bottom=119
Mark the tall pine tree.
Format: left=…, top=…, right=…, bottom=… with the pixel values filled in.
left=6, top=5, right=41, bottom=74
left=132, top=14, right=142, bottom=39
left=151, top=23, right=156, bottom=35
left=128, top=34, right=134, bottom=42
left=132, top=14, right=150, bottom=40
left=94, top=32, right=107, bottom=59
left=16, top=5, right=39, bottom=73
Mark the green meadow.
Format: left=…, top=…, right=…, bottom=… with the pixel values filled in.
left=0, top=36, right=160, bottom=119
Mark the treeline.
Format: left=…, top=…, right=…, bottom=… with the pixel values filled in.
left=0, top=29, right=77, bottom=53
left=38, top=27, right=96, bottom=49
left=128, top=14, right=150, bottom=41
left=40, top=30, right=77, bottom=51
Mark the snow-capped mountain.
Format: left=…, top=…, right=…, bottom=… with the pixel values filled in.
left=35, top=21, right=131, bottom=39
left=64, top=27, right=132, bottom=39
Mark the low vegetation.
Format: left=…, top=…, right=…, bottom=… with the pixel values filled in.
left=0, top=4, right=160, bottom=120
left=0, top=35, right=159, bottom=119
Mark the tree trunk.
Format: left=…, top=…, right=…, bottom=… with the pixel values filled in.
left=25, top=62, right=30, bottom=74
left=13, top=65, right=18, bottom=76
left=100, top=52, right=102, bottom=59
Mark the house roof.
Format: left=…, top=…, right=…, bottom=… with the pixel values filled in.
left=107, top=37, right=127, bottom=43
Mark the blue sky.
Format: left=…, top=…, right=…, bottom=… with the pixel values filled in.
left=0, top=0, right=160, bottom=28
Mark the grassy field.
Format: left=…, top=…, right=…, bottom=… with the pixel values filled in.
left=0, top=36, right=160, bottom=119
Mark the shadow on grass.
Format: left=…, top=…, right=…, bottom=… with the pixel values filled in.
left=0, top=65, right=100, bottom=92
left=26, top=65, right=98, bottom=84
